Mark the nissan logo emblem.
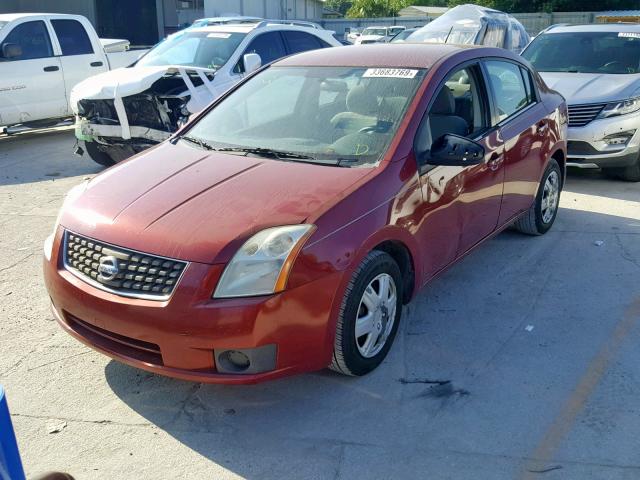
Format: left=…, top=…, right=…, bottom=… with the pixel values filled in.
left=97, top=256, right=119, bottom=281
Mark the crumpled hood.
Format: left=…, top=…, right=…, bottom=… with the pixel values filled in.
left=539, top=72, right=640, bottom=105
left=69, top=65, right=216, bottom=114
left=60, top=142, right=372, bottom=264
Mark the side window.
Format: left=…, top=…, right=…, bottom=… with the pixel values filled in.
left=241, top=32, right=286, bottom=70
left=0, top=21, right=53, bottom=61
left=417, top=65, right=489, bottom=167
left=485, top=60, right=533, bottom=123
left=283, top=31, right=321, bottom=54
left=51, top=19, right=93, bottom=56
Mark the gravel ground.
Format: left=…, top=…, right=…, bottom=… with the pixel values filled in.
left=1, top=128, right=639, bottom=479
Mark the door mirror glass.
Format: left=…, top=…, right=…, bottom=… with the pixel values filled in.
left=243, top=53, right=262, bottom=73
left=429, top=134, right=484, bottom=166
left=2, top=43, right=22, bottom=59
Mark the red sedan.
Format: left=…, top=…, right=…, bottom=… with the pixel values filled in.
left=43, top=44, right=567, bottom=384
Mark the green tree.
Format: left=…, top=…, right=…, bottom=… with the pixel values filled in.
left=325, top=0, right=353, bottom=16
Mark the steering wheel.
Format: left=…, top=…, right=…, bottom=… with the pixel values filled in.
left=209, top=57, right=226, bottom=69
left=358, top=126, right=378, bottom=134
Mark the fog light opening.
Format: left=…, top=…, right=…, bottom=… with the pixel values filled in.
left=602, top=130, right=635, bottom=146
left=218, top=350, right=251, bottom=373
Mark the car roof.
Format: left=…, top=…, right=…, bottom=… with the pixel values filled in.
left=0, top=12, right=85, bottom=22
left=545, top=23, right=640, bottom=34
left=187, top=22, right=324, bottom=35
left=276, top=43, right=477, bottom=69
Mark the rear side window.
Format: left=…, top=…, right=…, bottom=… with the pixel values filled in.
left=243, top=32, right=286, bottom=66
left=51, top=19, right=93, bottom=56
left=485, top=60, right=533, bottom=123
left=1, top=20, right=53, bottom=60
left=283, top=31, right=322, bottom=54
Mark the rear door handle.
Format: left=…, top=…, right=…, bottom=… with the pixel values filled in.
left=536, top=121, right=548, bottom=135
left=487, top=153, right=504, bottom=171
left=43, top=66, right=59, bottom=72
left=90, top=61, right=103, bottom=67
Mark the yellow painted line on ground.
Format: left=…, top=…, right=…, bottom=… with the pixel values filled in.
left=520, top=296, right=640, bottom=478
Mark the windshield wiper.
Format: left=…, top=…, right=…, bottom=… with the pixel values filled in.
left=215, top=147, right=317, bottom=161
left=179, top=135, right=216, bottom=150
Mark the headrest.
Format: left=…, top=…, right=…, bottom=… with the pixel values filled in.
left=431, top=87, right=455, bottom=115
left=347, top=85, right=377, bottom=116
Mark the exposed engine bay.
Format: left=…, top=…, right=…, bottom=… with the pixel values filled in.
left=74, top=67, right=216, bottom=163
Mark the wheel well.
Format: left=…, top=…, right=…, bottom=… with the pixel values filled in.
left=551, top=149, right=566, bottom=186
left=374, top=241, right=415, bottom=304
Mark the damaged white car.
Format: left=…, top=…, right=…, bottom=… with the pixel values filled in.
left=71, top=20, right=341, bottom=166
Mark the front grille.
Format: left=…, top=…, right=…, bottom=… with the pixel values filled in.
left=567, top=103, right=607, bottom=127
left=64, top=231, right=187, bottom=300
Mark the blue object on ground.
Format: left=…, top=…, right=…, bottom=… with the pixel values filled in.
left=0, top=386, right=26, bottom=480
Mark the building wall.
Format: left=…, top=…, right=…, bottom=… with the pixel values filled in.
left=0, top=0, right=97, bottom=23
left=204, top=0, right=322, bottom=19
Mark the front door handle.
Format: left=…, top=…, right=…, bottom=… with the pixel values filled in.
left=90, top=61, right=103, bottom=67
left=487, top=153, right=504, bottom=171
left=43, top=65, right=59, bottom=72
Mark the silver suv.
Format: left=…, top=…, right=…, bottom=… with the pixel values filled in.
left=523, top=24, right=640, bottom=181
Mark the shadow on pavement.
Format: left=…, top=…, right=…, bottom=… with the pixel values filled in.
left=104, top=204, right=640, bottom=479
left=0, top=128, right=103, bottom=187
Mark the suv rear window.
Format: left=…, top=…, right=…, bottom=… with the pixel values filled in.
left=523, top=31, right=640, bottom=74
left=283, top=31, right=322, bottom=54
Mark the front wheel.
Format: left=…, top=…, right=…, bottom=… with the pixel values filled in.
left=603, top=155, right=640, bottom=182
left=514, top=158, right=562, bottom=235
left=84, top=141, right=115, bottom=167
left=330, top=250, right=403, bottom=376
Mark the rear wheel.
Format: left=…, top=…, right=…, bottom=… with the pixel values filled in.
left=330, top=251, right=403, bottom=376
left=84, top=141, right=115, bottom=167
left=514, top=158, right=561, bottom=235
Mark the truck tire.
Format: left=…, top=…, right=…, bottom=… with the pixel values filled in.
left=514, top=158, right=562, bottom=235
left=84, top=141, right=115, bottom=167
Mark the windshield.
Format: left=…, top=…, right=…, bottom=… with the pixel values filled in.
left=137, top=31, right=246, bottom=70
left=523, top=32, right=640, bottom=74
left=409, top=26, right=480, bottom=45
left=184, top=66, right=425, bottom=167
left=363, top=28, right=387, bottom=36
left=391, top=30, right=415, bottom=42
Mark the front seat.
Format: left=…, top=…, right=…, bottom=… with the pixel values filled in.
left=428, top=86, right=469, bottom=142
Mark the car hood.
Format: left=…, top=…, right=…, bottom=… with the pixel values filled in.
left=69, top=65, right=215, bottom=113
left=539, top=72, right=640, bottom=105
left=359, top=34, right=384, bottom=42
left=60, top=142, right=373, bottom=264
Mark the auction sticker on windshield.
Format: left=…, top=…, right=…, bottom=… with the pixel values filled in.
left=363, top=68, right=418, bottom=78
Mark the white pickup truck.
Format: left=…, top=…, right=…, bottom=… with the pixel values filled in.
left=0, top=13, right=143, bottom=130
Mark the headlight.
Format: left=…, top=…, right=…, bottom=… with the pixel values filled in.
left=44, top=180, right=89, bottom=260
left=213, top=225, right=315, bottom=298
left=597, top=96, right=640, bottom=119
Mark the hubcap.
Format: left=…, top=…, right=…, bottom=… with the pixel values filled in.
left=541, top=170, right=560, bottom=224
left=355, top=273, right=397, bottom=358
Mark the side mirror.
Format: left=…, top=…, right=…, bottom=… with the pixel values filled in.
left=427, top=134, right=484, bottom=166
left=243, top=53, right=262, bottom=74
left=2, top=43, right=22, bottom=59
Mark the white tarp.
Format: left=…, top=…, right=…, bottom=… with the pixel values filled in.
left=408, top=4, right=530, bottom=53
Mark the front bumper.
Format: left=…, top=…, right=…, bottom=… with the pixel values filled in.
left=44, top=228, right=341, bottom=384
left=566, top=112, right=640, bottom=168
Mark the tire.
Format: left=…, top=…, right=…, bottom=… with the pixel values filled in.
left=615, top=157, right=640, bottom=182
left=330, top=250, right=403, bottom=376
left=84, top=141, right=115, bottom=167
left=514, top=158, right=562, bottom=235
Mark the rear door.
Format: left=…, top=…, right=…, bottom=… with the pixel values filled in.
left=416, top=62, right=505, bottom=278
left=50, top=18, right=109, bottom=97
left=281, top=30, right=326, bottom=54
left=482, top=59, right=548, bottom=224
left=0, top=19, right=66, bottom=125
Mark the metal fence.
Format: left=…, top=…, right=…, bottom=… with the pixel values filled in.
left=320, top=11, right=604, bottom=36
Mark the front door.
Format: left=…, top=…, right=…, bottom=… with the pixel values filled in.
left=416, top=63, right=504, bottom=280
left=0, top=20, right=66, bottom=126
